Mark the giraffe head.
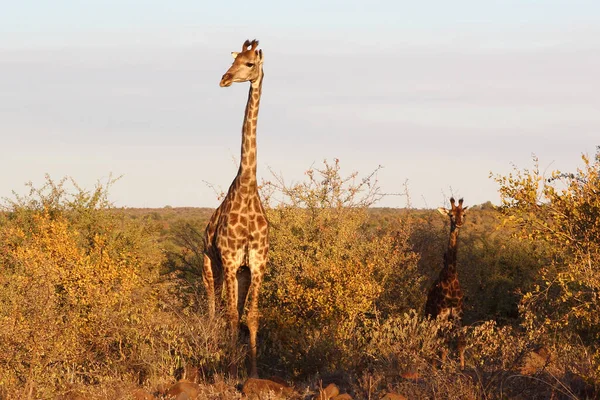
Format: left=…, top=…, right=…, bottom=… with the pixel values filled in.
left=220, top=39, right=264, bottom=87
left=438, top=197, right=468, bottom=229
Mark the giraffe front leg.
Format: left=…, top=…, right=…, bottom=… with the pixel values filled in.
left=246, top=257, right=266, bottom=378
left=202, top=254, right=216, bottom=320
left=457, top=331, right=466, bottom=370
left=223, top=266, right=240, bottom=377
left=440, top=345, right=449, bottom=365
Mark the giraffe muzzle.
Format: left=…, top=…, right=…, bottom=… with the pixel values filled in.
left=220, top=73, right=233, bottom=87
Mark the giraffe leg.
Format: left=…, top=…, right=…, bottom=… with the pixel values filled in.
left=236, top=266, right=251, bottom=374
left=246, top=262, right=265, bottom=378
left=214, top=265, right=224, bottom=310
left=224, top=266, right=240, bottom=377
left=457, top=334, right=466, bottom=370
left=451, top=312, right=465, bottom=369
left=236, top=266, right=251, bottom=320
left=202, top=254, right=215, bottom=320
left=441, top=346, right=449, bottom=365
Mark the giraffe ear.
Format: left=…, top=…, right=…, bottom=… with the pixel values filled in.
left=462, top=206, right=468, bottom=212
left=231, top=52, right=239, bottom=59
left=437, top=207, right=450, bottom=216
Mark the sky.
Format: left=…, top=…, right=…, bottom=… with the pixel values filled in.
left=1, top=1, right=599, bottom=209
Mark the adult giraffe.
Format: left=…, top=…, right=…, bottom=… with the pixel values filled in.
left=425, top=197, right=468, bottom=369
left=203, top=39, right=268, bottom=378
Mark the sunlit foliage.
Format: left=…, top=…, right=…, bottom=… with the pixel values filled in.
left=0, top=177, right=224, bottom=398
left=259, top=160, right=422, bottom=376
left=494, top=149, right=600, bottom=341
left=494, top=148, right=600, bottom=386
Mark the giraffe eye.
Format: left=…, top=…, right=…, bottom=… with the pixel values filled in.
left=246, top=62, right=255, bottom=68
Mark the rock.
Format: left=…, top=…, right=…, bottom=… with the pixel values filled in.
left=59, top=391, right=87, bottom=400
left=317, top=383, right=340, bottom=399
left=268, top=376, right=290, bottom=387
left=131, top=388, right=156, bottom=400
left=400, top=371, right=422, bottom=381
left=380, top=392, right=407, bottom=400
left=242, top=378, right=295, bottom=399
left=166, top=381, right=200, bottom=399
left=62, top=394, right=86, bottom=400
left=182, top=363, right=200, bottom=382
left=520, top=346, right=554, bottom=376
left=332, top=394, right=353, bottom=400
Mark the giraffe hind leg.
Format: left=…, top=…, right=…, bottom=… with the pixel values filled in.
left=236, top=266, right=251, bottom=320
left=236, top=266, right=252, bottom=374
left=202, top=254, right=216, bottom=320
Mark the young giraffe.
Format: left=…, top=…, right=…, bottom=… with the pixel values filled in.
left=425, top=197, right=468, bottom=369
left=203, top=39, right=268, bottom=378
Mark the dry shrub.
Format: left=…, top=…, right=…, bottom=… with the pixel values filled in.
left=468, top=321, right=529, bottom=371
left=0, top=176, right=227, bottom=398
left=360, top=316, right=590, bottom=399
left=494, top=148, right=600, bottom=391
left=259, top=160, right=422, bottom=377
left=357, top=311, right=479, bottom=399
left=494, top=150, right=600, bottom=341
left=365, top=310, right=446, bottom=375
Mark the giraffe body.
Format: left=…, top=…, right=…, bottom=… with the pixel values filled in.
left=203, top=39, right=268, bottom=378
left=425, top=197, right=468, bottom=369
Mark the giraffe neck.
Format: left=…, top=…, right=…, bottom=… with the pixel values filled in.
left=443, top=224, right=460, bottom=275
left=238, top=71, right=264, bottom=184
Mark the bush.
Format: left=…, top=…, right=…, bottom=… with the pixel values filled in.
left=0, top=176, right=226, bottom=398
left=259, top=160, right=422, bottom=377
left=494, top=150, right=600, bottom=340
left=494, top=148, right=600, bottom=386
left=4, top=149, right=599, bottom=398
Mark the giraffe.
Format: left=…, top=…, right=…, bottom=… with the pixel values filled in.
left=424, top=197, right=468, bottom=369
left=203, top=39, right=268, bottom=378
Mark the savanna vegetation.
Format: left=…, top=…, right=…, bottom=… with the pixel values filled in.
left=1, top=150, right=599, bottom=399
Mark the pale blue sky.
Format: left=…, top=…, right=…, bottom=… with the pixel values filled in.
left=1, top=1, right=599, bottom=208
left=3, top=1, right=599, bottom=32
